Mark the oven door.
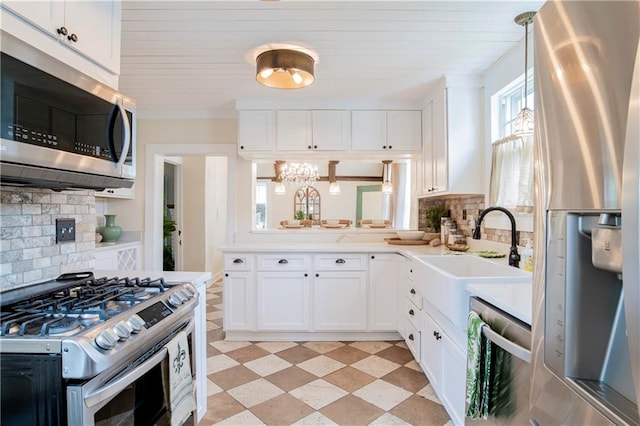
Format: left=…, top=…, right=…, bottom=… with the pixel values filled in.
left=66, top=321, right=195, bottom=426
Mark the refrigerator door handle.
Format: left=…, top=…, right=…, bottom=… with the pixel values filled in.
left=482, top=324, right=531, bottom=363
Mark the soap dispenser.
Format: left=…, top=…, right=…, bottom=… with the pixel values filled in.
left=522, top=239, right=534, bottom=272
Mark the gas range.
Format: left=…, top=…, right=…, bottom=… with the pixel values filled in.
left=0, top=272, right=198, bottom=379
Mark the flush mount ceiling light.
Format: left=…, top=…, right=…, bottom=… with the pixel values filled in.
left=513, top=11, right=536, bottom=137
left=256, top=49, right=315, bottom=89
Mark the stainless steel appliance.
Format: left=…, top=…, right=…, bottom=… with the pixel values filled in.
left=0, top=33, right=135, bottom=191
left=531, top=1, right=640, bottom=424
left=0, top=272, right=198, bottom=425
left=467, top=297, right=532, bottom=425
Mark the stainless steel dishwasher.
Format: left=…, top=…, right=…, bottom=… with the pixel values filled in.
left=466, top=296, right=532, bottom=425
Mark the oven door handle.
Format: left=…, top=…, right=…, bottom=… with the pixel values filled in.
left=481, top=324, right=531, bottom=363
left=84, top=347, right=168, bottom=408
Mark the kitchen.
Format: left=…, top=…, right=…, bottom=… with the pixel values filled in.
left=1, top=1, right=639, bottom=426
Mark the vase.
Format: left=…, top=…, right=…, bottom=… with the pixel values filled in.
left=98, top=214, right=122, bottom=242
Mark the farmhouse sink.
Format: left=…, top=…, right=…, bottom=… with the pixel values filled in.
left=414, top=255, right=531, bottom=330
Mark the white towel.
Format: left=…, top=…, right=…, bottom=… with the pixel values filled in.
left=163, top=331, right=196, bottom=426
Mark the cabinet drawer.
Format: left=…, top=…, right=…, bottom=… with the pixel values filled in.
left=313, top=253, right=367, bottom=270
left=407, top=299, right=420, bottom=329
left=407, top=286, right=423, bottom=309
left=406, top=322, right=421, bottom=360
left=257, top=254, right=311, bottom=270
left=224, top=254, right=254, bottom=271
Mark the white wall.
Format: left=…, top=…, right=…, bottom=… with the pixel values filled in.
left=205, top=156, right=227, bottom=276
left=182, top=157, right=206, bottom=271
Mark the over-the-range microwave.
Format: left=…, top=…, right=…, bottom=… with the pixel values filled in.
left=0, top=36, right=135, bottom=191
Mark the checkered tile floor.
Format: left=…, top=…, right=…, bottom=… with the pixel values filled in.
left=202, top=279, right=452, bottom=425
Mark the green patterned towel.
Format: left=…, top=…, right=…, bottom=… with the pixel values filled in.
left=466, top=311, right=515, bottom=420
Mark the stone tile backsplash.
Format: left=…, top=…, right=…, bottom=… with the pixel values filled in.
left=0, top=186, right=96, bottom=290
left=418, top=194, right=533, bottom=245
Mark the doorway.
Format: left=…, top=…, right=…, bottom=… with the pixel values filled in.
left=163, top=159, right=183, bottom=271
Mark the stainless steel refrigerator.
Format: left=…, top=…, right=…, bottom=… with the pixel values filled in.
left=531, top=1, right=640, bottom=425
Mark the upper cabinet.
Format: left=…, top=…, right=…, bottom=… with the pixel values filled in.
left=419, top=76, right=484, bottom=196
left=238, top=110, right=275, bottom=153
left=311, top=110, right=351, bottom=151
left=1, top=0, right=122, bottom=87
left=352, top=110, right=422, bottom=152
left=276, top=110, right=350, bottom=151
left=276, top=110, right=312, bottom=151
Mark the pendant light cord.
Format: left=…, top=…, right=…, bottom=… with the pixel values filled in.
left=523, top=20, right=529, bottom=108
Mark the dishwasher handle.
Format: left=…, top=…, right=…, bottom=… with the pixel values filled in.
left=481, top=324, right=531, bottom=363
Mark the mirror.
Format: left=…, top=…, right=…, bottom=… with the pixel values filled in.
left=254, top=159, right=410, bottom=230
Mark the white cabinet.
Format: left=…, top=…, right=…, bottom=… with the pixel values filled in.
left=276, top=110, right=350, bottom=151
left=420, top=76, right=484, bottom=196
left=441, top=332, right=467, bottom=426
left=276, top=110, right=313, bottom=151
left=314, top=270, right=367, bottom=330
left=420, top=310, right=443, bottom=393
left=95, top=185, right=134, bottom=199
left=223, top=271, right=254, bottom=331
left=257, top=271, right=310, bottom=330
left=352, top=110, right=422, bottom=152
left=369, top=253, right=399, bottom=331
left=238, top=110, right=275, bottom=153
left=94, top=243, right=141, bottom=271
left=2, top=0, right=122, bottom=75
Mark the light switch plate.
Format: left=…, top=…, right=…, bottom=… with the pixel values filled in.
left=56, top=218, right=76, bottom=243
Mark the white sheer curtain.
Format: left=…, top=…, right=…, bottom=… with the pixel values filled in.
left=489, top=135, right=534, bottom=213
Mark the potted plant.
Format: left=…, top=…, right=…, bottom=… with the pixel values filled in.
left=425, top=205, right=446, bottom=232
left=295, top=210, right=306, bottom=220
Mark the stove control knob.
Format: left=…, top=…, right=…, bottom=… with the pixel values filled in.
left=113, top=321, right=133, bottom=341
left=168, top=293, right=184, bottom=307
left=177, top=288, right=191, bottom=301
left=182, top=284, right=197, bottom=297
left=127, top=314, right=145, bottom=333
left=95, top=328, right=119, bottom=350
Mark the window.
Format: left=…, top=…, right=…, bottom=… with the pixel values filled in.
left=255, top=180, right=267, bottom=229
left=490, top=73, right=535, bottom=212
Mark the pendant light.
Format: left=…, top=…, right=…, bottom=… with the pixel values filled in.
left=381, top=160, right=393, bottom=194
left=274, top=161, right=286, bottom=195
left=513, top=11, right=536, bottom=137
left=328, top=160, right=340, bottom=195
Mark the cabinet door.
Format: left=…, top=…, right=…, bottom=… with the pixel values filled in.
left=387, top=110, right=422, bottom=151
left=420, top=311, right=443, bottom=393
left=94, top=250, right=116, bottom=270
left=276, top=110, right=312, bottom=151
left=311, top=110, right=350, bottom=151
left=257, top=271, right=310, bottom=330
left=116, top=246, right=140, bottom=270
left=314, top=271, right=367, bottom=330
left=64, top=0, right=121, bottom=73
left=369, top=253, right=399, bottom=331
left=422, top=101, right=436, bottom=194
left=2, top=0, right=64, bottom=34
left=441, top=333, right=466, bottom=426
left=224, top=272, right=254, bottom=330
left=432, top=90, right=448, bottom=192
left=238, top=110, right=274, bottom=152
left=351, top=110, right=387, bottom=151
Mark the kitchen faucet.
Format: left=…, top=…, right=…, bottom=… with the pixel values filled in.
left=472, top=206, right=521, bottom=268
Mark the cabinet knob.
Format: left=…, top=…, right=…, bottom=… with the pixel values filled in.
left=410, top=288, right=416, bottom=294
left=68, top=33, right=78, bottom=43
left=233, top=258, right=244, bottom=264
left=410, top=269, right=413, bottom=273
left=433, top=331, right=442, bottom=340
left=278, top=259, right=288, bottom=265
left=388, top=145, right=392, bottom=149
left=225, top=273, right=229, bottom=277
left=304, top=273, right=308, bottom=277
left=107, top=190, right=114, bottom=193
left=371, top=255, right=375, bottom=259
left=408, top=334, right=414, bottom=341
left=315, top=273, right=319, bottom=277
left=240, top=145, right=245, bottom=150
left=307, top=145, right=312, bottom=149
left=409, top=309, right=414, bottom=316
left=383, top=145, right=387, bottom=149
left=335, top=258, right=346, bottom=264
left=57, top=26, right=68, bottom=36
left=313, top=145, right=318, bottom=149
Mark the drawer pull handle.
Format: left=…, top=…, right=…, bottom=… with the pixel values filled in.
left=335, top=259, right=346, bottom=264
left=233, top=258, right=244, bottom=264
left=408, top=334, right=414, bottom=341
left=409, top=309, right=414, bottom=316
left=278, top=259, right=289, bottom=264
left=410, top=288, right=416, bottom=294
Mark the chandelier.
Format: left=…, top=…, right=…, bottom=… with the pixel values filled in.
left=279, top=162, right=319, bottom=189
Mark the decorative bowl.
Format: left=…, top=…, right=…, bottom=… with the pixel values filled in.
left=372, top=219, right=386, bottom=226
left=397, top=231, right=426, bottom=240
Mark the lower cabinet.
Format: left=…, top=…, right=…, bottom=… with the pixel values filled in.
left=314, top=270, right=367, bottom=330
left=257, top=271, right=310, bottom=330
left=223, top=271, right=254, bottom=331
left=369, top=253, right=400, bottom=331
left=420, top=309, right=467, bottom=426
left=94, top=243, right=141, bottom=271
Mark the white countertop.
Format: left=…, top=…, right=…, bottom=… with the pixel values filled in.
left=466, top=282, right=532, bottom=325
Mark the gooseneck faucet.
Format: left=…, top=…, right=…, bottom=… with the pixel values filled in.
left=473, top=206, right=521, bottom=268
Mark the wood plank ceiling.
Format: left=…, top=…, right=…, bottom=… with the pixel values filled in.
left=120, top=1, right=544, bottom=117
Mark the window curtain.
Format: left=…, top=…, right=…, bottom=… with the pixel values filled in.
left=489, top=135, right=534, bottom=213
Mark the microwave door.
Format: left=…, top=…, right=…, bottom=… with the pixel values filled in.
left=107, top=99, right=131, bottom=177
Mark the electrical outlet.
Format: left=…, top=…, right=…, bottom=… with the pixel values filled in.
left=56, top=218, right=76, bottom=243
